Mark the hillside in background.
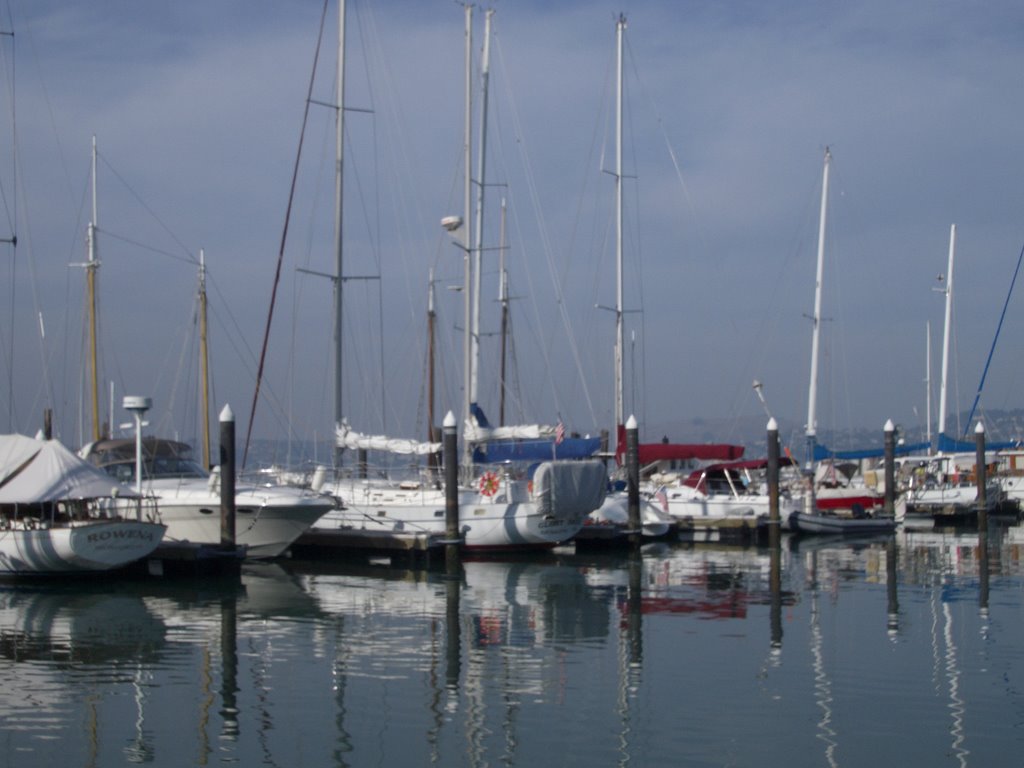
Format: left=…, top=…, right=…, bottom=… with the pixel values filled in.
left=648, top=409, right=1024, bottom=457
left=237, top=409, right=1024, bottom=470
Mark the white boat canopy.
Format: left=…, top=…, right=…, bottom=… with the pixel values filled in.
left=0, top=434, right=137, bottom=502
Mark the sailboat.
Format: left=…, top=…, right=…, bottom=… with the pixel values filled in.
left=308, top=2, right=606, bottom=550
left=789, top=149, right=895, bottom=535
left=585, top=16, right=757, bottom=537
left=902, top=225, right=1004, bottom=522
left=76, top=146, right=332, bottom=558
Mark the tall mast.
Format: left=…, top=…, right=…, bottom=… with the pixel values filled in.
left=427, top=268, right=436, bottom=437
left=805, top=146, right=830, bottom=470
left=427, top=268, right=439, bottom=473
left=614, top=14, right=626, bottom=446
left=460, top=3, right=473, bottom=471
left=938, top=223, right=955, bottom=440
left=498, top=196, right=508, bottom=426
left=87, top=135, right=101, bottom=443
left=199, top=249, right=211, bottom=469
left=925, top=321, right=932, bottom=446
left=333, top=0, right=347, bottom=469
left=470, top=9, right=493, bottom=418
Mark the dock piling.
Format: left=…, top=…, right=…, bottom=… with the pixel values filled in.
left=884, top=419, right=896, bottom=518
left=219, top=404, right=236, bottom=548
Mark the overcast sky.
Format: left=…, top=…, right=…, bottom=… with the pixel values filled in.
left=2, top=0, right=1023, bottom=460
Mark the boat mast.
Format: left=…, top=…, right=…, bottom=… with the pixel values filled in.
left=498, top=196, right=508, bottom=426
left=470, top=9, right=493, bottom=424
left=805, top=147, right=831, bottom=479
left=426, top=268, right=441, bottom=475
left=938, top=223, right=955, bottom=441
left=925, top=321, right=932, bottom=446
left=332, top=0, right=347, bottom=470
left=199, top=249, right=211, bottom=469
left=614, top=14, right=626, bottom=449
left=459, top=3, right=473, bottom=473
left=86, top=135, right=101, bottom=443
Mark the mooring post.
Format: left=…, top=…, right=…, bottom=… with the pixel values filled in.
left=767, top=417, right=780, bottom=532
left=219, top=404, right=236, bottom=548
left=884, top=419, right=896, bottom=518
left=976, top=420, right=991, bottom=617
left=442, top=411, right=460, bottom=548
left=975, top=420, right=988, bottom=530
left=625, top=415, right=641, bottom=546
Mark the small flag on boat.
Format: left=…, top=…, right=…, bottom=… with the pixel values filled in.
left=655, top=486, right=669, bottom=513
left=555, top=421, right=565, bottom=445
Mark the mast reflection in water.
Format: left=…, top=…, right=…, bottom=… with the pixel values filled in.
left=0, top=524, right=1021, bottom=766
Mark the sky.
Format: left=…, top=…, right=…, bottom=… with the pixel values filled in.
left=2, top=0, right=1024, bottom=463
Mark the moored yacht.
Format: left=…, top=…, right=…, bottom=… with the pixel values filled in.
left=80, top=438, right=333, bottom=558
left=0, top=434, right=166, bottom=574
left=648, top=459, right=802, bottom=524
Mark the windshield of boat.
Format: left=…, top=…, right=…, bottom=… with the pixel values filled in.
left=99, top=456, right=209, bottom=483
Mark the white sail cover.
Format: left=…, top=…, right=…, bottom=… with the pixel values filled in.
left=463, top=417, right=555, bottom=444
left=0, top=434, right=136, bottom=502
left=336, top=422, right=440, bottom=456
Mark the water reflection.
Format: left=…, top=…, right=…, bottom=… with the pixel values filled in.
left=0, top=523, right=1019, bottom=766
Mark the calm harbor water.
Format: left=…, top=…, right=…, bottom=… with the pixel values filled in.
left=1, top=525, right=1021, bottom=767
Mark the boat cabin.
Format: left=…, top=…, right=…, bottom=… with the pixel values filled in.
left=81, top=438, right=208, bottom=483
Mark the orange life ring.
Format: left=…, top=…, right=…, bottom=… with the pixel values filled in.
left=479, top=471, right=500, bottom=496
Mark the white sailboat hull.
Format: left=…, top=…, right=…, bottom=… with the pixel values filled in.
left=656, top=488, right=802, bottom=522
left=0, top=520, right=165, bottom=575
left=314, top=485, right=581, bottom=549
left=316, top=461, right=606, bottom=549
left=907, top=482, right=1001, bottom=512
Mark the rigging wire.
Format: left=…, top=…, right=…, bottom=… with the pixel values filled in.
left=0, top=17, right=14, bottom=431
left=492, top=30, right=599, bottom=429
left=243, top=0, right=329, bottom=470
left=963, top=238, right=1024, bottom=436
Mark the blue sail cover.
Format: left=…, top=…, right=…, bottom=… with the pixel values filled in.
left=468, top=404, right=601, bottom=463
left=812, top=441, right=931, bottom=462
left=936, top=433, right=1021, bottom=453
left=473, top=436, right=602, bottom=464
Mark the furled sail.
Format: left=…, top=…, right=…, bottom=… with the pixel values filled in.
left=336, top=422, right=440, bottom=456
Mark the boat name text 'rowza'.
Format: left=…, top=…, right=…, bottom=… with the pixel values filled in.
left=86, top=529, right=159, bottom=544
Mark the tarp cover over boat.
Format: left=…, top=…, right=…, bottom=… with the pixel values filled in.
left=813, top=440, right=931, bottom=462
left=615, top=425, right=744, bottom=466
left=0, top=434, right=135, bottom=502
left=935, top=433, right=1021, bottom=454
left=681, top=458, right=798, bottom=490
left=531, top=460, right=608, bottom=518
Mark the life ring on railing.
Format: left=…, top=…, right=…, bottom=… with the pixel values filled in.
left=479, top=471, right=500, bottom=497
